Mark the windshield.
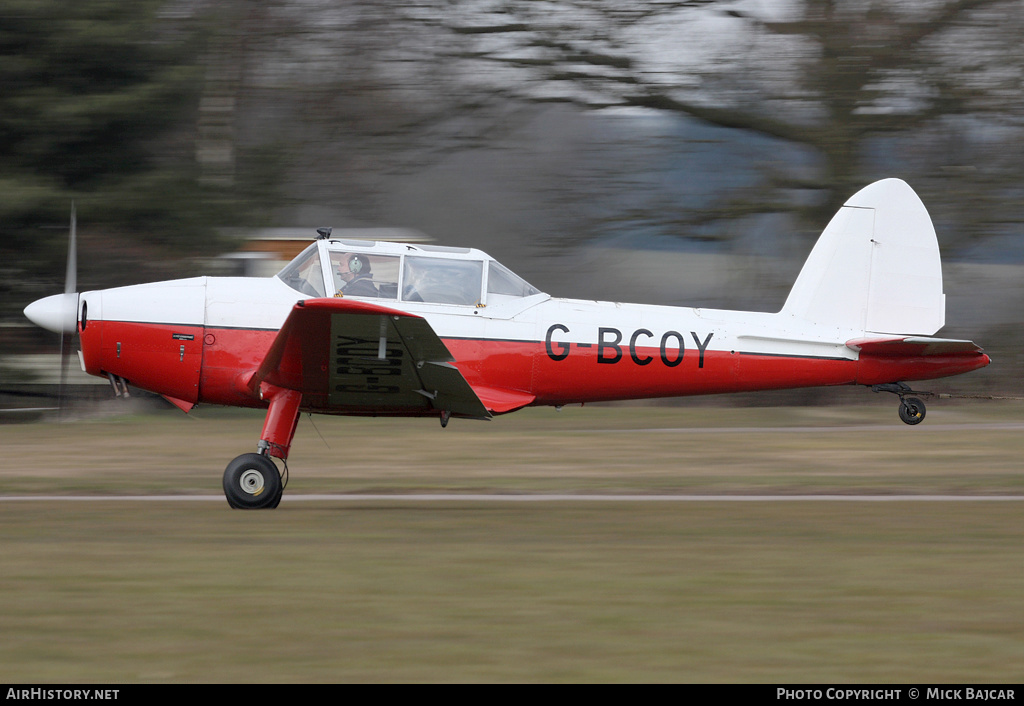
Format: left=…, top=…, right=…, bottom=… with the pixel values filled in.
left=488, top=261, right=540, bottom=299
left=277, top=243, right=326, bottom=297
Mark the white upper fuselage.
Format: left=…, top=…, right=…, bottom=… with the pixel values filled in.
left=82, top=238, right=862, bottom=367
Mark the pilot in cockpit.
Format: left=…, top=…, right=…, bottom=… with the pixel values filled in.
left=335, top=253, right=378, bottom=298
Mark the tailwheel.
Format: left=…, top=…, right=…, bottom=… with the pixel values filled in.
left=872, top=383, right=930, bottom=426
left=898, top=397, right=926, bottom=425
left=223, top=453, right=283, bottom=509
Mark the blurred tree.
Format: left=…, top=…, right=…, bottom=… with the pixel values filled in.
left=0, top=0, right=283, bottom=317
left=10, top=0, right=1015, bottom=295
left=722, top=0, right=1024, bottom=252
left=373, top=0, right=1024, bottom=252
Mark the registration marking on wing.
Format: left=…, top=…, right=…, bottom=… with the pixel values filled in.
left=329, top=313, right=419, bottom=407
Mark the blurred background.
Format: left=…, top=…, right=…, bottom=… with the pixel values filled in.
left=2, top=0, right=1022, bottom=412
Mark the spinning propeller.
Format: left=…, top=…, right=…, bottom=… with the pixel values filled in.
left=23, top=205, right=81, bottom=417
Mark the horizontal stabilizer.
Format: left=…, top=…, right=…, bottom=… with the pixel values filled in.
left=846, top=336, right=984, bottom=358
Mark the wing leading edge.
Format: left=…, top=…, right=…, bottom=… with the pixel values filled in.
left=249, top=298, right=491, bottom=419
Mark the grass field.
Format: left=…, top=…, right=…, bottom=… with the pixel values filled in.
left=0, top=404, right=1022, bottom=682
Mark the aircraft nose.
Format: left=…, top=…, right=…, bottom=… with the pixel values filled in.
left=24, top=293, right=79, bottom=334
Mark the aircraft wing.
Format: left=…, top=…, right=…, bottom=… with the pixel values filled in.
left=249, top=298, right=491, bottom=419
left=846, top=336, right=985, bottom=357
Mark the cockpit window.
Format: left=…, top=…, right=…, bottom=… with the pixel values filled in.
left=487, top=261, right=540, bottom=299
left=402, top=256, right=483, bottom=306
left=277, top=243, right=326, bottom=297
left=329, top=251, right=400, bottom=299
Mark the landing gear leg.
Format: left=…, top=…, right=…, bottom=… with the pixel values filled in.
left=222, top=384, right=301, bottom=509
left=872, top=383, right=928, bottom=426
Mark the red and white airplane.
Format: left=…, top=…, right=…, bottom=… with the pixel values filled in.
left=24, top=178, right=990, bottom=508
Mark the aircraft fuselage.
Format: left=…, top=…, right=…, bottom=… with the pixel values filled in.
left=73, top=273, right=988, bottom=415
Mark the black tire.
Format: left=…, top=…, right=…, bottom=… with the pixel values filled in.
left=223, top=453, right=283, bottom=509
left=267, top=482, right=284, bottom=509
left=898, top=397, right=926, bottom=425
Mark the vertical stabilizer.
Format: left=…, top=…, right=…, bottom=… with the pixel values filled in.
left=780, top=179, right=945, bottom=336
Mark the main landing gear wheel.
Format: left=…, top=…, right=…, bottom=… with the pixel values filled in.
left=898, top=397, right=926, bottom=425
left=223, top=453, right=283, bottom=509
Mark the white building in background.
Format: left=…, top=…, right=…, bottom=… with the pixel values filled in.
left=216, top=227, right=433, bottom=278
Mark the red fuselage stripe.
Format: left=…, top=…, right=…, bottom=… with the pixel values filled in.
left=81, top=320, right=990, bottom=412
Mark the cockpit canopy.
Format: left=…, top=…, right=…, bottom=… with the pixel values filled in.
left=277, top=239, right=542, bottom=308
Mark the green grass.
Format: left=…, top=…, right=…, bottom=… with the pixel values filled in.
left=0, top=405, right=1022, bottom=682
left=0, top=502, right=1020, bottom=682
left=2, top=403, right=1023, bottom=495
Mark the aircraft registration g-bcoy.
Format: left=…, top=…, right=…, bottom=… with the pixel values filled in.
left=24, top=179, right=989, bottom=508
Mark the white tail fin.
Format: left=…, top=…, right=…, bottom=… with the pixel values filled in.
left=780, top=178, right=945, bottom=336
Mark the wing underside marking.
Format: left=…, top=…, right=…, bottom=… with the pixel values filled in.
left=328, top=312, right=490, bottom=418
left=252, top=299, right=491, bottom=419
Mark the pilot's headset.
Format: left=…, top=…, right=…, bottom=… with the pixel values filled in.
left=348, top=254, right=370, bottom=275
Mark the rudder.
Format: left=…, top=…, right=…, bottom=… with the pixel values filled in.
left=780, top=179, right=945, bottom=336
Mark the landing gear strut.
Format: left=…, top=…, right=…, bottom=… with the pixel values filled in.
left=873, top=382, right=927, bottom=426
